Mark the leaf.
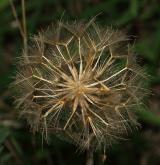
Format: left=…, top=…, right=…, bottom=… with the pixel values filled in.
left=0, top=0, right=10, bottom=11
left=0, top=153, right=12, bottom=164
left=0, top=146, right=4, bottom=155
left=130, top=0, right=138, bottom=17
left=0, top=127, right=10, bottom=144
left=10, top=137, right=23, bottom=156
left=137, top=106, right=160, bottom=126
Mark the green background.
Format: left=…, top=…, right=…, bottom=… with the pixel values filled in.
left=0, top=0, right=160, bottom=164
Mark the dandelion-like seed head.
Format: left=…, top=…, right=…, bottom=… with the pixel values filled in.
left=13, top=19, right=146, bottom=151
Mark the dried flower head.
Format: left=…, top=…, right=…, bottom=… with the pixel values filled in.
left=13, top=19, right=146, bottom=151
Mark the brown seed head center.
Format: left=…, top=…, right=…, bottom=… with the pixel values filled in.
left=72, top=80, right=86, bottom=96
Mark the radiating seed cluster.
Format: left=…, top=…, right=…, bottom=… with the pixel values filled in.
left=13, top=20, right=146, bottom=151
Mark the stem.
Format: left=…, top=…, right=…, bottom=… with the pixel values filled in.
left=9, top=0, right=24, bottom=39
left=86, top=147, right=94, bottom=165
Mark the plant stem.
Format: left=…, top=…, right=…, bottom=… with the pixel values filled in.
left=86, top=147, right=94, bottom=165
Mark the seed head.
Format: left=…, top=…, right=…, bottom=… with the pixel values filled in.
left=13, top=19, right=146, bottom=151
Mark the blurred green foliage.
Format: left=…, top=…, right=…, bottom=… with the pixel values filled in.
left=0, top=0, right=160, bottom=164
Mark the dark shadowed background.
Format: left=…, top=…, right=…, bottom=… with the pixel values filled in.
left=0, top=0, right=160, bottom=164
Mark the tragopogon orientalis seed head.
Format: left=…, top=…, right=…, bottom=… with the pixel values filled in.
left=13, top=18, right=147, bottom=151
